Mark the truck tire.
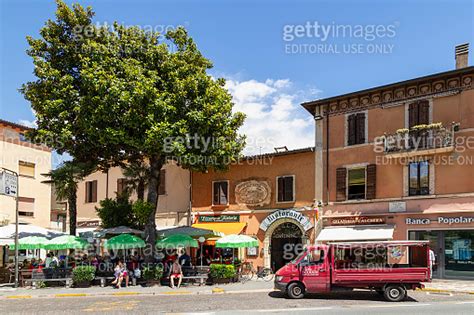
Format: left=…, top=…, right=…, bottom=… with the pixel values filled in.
left=287, top=282, right=305, bottom=299
left=383, top=285, right=406, bottom=302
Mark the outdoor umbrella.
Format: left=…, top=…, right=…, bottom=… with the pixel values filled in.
left=157, top=226, right=223, bottom=238
left=156, top=234, right=198, bottom=248
left=96, top=226, right=143, bottom=238
left=10, top=236, right=49, bottom=250
left=215, top=234, right=258, bottom=248
left=104, top=234, right=146, bottom=249
left=44, top=235, right=89, bottom=250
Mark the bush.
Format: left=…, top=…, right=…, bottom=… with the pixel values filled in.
left=72, top=265, right=96, bottom=284
left=142, top=265, right=163, bottom=281
left=210, top=264, right=236, bottom=279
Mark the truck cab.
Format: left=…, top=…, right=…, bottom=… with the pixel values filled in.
left=274, top=244, right=330, bottom=299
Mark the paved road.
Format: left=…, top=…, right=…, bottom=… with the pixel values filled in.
left=1, top=290, right=473, bottom=314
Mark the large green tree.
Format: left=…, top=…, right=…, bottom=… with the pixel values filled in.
left=22, top=1, right=245, bottom=259
left=43, top=160, right=95, bottom=236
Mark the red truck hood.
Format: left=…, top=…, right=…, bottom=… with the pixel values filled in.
left=275, top=263, right=297, bottom=276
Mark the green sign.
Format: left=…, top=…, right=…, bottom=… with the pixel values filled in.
left=199, top=215, right=240, bottom=223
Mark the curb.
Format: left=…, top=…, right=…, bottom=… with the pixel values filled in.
left=417, top=288, right=474, bottom=295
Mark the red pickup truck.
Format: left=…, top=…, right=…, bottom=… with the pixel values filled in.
left=274, top=241, right=431, bottom=302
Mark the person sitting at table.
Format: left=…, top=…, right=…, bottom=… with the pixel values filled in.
left=179, top=250, right=192, bottom=267
left=169, top=258, right=183, bottom=289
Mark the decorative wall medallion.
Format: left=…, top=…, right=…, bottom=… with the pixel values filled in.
left=407, top=86, right=417, bottom=96
left=448, top=79, right=459, bottom=88
left=420, top=84, right=430, bottom=94
left=235, top=180, right=271, bottom=207
left=462, top=76, right=472, bottom=86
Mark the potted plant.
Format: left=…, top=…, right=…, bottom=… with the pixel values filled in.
left=210, top=264, right=236, bottom=284
left=143, top=264, right=163, bottom=287
left=72, top=265, right=96, bottom=288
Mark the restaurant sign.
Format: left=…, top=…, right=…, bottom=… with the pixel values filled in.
left=260, top=209, right=313, bottom=232
left=199, top=215, right=240, bottom=223
left=330, top=216, right=386, bottom=226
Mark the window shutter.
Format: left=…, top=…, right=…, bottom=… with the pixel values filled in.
left=408, top=102, right=418, bottom=128
left=117, top=179, right=122, bottom=195
left=213, top=182, right=219, bottom=204
left=419, top=100, right=430, bottom=125
left=92, top=180, right=97, bottom=202
left=356, top=113, right=366, bottom=144
left=219, top=182, right=228, bottom=204
left=158, top=169, right=166, bottom=195
left=277, top=177, right=284, bottom=201
left=336, top=168, right=347, bottom=201
left=366, top=164, right=376, bottom=200
left=347, top=114, right=356, bottom=145
left=284, top=176, right=294, bottom=201
left=85, top=182, right=90, bottom=203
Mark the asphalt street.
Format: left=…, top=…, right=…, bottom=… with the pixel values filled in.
left=1, top=290, right=474, bottom=314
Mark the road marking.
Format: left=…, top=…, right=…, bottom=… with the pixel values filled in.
left=111, top=292, right=140, bottom=296
left=161, top=291, right=193, bottom=295
left=251, top=307, right=333, bottom=312
left=364, top=303, right=431, bottom=308
left=55, top=293, right=87, bottom=297
left=6, top=295, right=32, bottom=299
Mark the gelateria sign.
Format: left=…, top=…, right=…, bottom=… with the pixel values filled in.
left=406, top=216, right=474, bottom=225
left=259, top=209, right=313, bottom=232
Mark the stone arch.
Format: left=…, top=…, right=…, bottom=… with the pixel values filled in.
left=263, top=218, right=310, bottom=269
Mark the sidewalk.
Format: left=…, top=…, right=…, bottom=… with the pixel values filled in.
left=0, top=279, right=274, bottom=299
left=421, top=279, right=474, bottom=294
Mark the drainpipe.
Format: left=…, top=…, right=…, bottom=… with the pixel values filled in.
left=105, top=169, right=109, bottom=199
left=187, top=171, right=192, bottom=226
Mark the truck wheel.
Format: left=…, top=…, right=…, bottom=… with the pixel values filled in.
left=383, top=285, right=406, bottom=302
left=287, top=282, right=305, bottom=299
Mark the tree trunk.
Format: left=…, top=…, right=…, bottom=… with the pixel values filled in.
left=137, top=181, right=145, bottom=201
left=144, top=155, right=164, bottom=262
left=68, top=190, right=77, bottom=236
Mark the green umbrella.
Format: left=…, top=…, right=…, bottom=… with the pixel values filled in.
left=104, top=234, right=145, bottom=249
left=44, top=235, right=89, bottom=250
left=156, top=234, right=198, bottom=248
left=10, top=236, right=48, bottom=250
left=215, top=234, right=258, bottom=248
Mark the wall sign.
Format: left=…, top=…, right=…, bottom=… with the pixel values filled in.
left=235, top=180, right=271, bottom=207
left=77, top=220, right=101, bottom=228
left=198, top=215, right=240, bottom=223
left=259, top=209, right=313, bottom=232
left=389, top=201, right=406, bottom=213
left=330, top=216, right=386, bottom=226
left=406, top=216, right=474, bottom=225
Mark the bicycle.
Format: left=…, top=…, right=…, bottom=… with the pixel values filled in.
left=239, top=262, right=274, bottom=282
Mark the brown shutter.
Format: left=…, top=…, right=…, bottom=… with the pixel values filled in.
left=348, top=114, right=356, bottom=145
left=284, top=176, right=294, bottom=201
left=418, top=100, right=429, bottom=125
left=158, top=169, right=166, bottom=195
left=356, top=113, right=366, bottom=144
left=408, top=102, right=418, bottom=127
left=336, top=168, right=347, bottom=201
left=92, top=180, right=97, bottom=202
left=213, top=182, right=219, bottom=204
left=85, top=182, right=90, bottom=203
left=277, top=177, right=284, bottom=202
left=366, top=164, right=377, bottom=200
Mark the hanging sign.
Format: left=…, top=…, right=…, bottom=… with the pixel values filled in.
left=259, top=209, right=313, bottom=232
left=0, top=171, right=18, bottom=197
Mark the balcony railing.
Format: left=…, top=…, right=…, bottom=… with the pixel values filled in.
left=383, top=122, right=458, bottom=156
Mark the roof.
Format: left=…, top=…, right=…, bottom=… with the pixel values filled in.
left=0, top=118, right=33, bottom=131
left=242, top=147, right=314, bottom=160
left=302, top=66, right=474, bottom=115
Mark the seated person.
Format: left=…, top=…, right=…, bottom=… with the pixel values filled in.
left=169, top=258, right=183, bottom=289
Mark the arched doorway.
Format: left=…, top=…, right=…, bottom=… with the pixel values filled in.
left=270, top=222, right=303, bottom=271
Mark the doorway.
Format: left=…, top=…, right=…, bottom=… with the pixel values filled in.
left=270, top=222, right=302, bottom=271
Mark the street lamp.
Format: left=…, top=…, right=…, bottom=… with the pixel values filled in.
left=198, top=236, right=205, bottom=267
left=0, top=168, right=19, bottom=287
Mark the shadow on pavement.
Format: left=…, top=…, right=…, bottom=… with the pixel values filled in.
left=268, top=290, right=418, bottom=302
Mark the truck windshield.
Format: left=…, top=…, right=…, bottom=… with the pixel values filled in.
left=291, top=250, right=308, bottom=264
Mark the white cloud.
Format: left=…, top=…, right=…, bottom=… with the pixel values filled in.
left=225, top=77, right=321, bottom=155
left=18, top=119, right=37, bottom=128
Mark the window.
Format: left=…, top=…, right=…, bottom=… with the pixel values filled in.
left=158, top=169, right=166, bottom=195
left=18, top=161, right=35, bottom=177
left=18, top=197, right=34, bottom=217
left=116, top=178, right=127, bottom=195
left=85, top=180, right=98, bottom=203
left=347, top=112, right=366, bottom=146
left=409, top=161, right=429, bottom=196
left=348, top=168, right=366, bottom=200
left=213, top=181, right=228, bottom=205
left=277, top=175, right=295, bottom=202
left=408, top=100, right=430, bottom=127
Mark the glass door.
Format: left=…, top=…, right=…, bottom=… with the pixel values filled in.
left=409, top=230, right=441, bottom=278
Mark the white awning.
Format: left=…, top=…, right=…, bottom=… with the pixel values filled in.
left=0, top=224, right=65, bottom=246
left=316, top=225, right=394, bottom=242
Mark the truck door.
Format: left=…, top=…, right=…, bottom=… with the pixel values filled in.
left=300, top=246, right=330, bottom=293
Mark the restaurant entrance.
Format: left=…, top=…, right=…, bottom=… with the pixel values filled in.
left=270, top=222, right=302, bottom=271
left=409, top=229, right=474, bottom=279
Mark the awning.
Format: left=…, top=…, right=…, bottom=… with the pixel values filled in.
left=316, top=225, right=394, bottom=242
left=0, top=224, right=65, bottom=246
left=192, top=222, right=246, bottom=236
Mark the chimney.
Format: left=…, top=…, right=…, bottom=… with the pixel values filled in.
left=455, top=43, right=469, bottom=69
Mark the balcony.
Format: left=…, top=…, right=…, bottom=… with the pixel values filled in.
left=382, top=122, right=458, bottom=158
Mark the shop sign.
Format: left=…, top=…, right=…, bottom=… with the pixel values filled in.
left=330, top=216, right=385, bottom=226
left=406, top=216, right=474, bottom=225
left=77, top=220, right=101, bottom=228
left=235, top=180, right=271, bottom=207
left=259, top=209, right=313, bottom=232
left=198, top=215, right=240, bottom=223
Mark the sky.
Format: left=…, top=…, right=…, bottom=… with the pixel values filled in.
left=0, top=0, right=473, bottom=165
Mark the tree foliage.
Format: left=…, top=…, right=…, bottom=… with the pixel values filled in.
left=22, top=1, right=245, bottom=258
